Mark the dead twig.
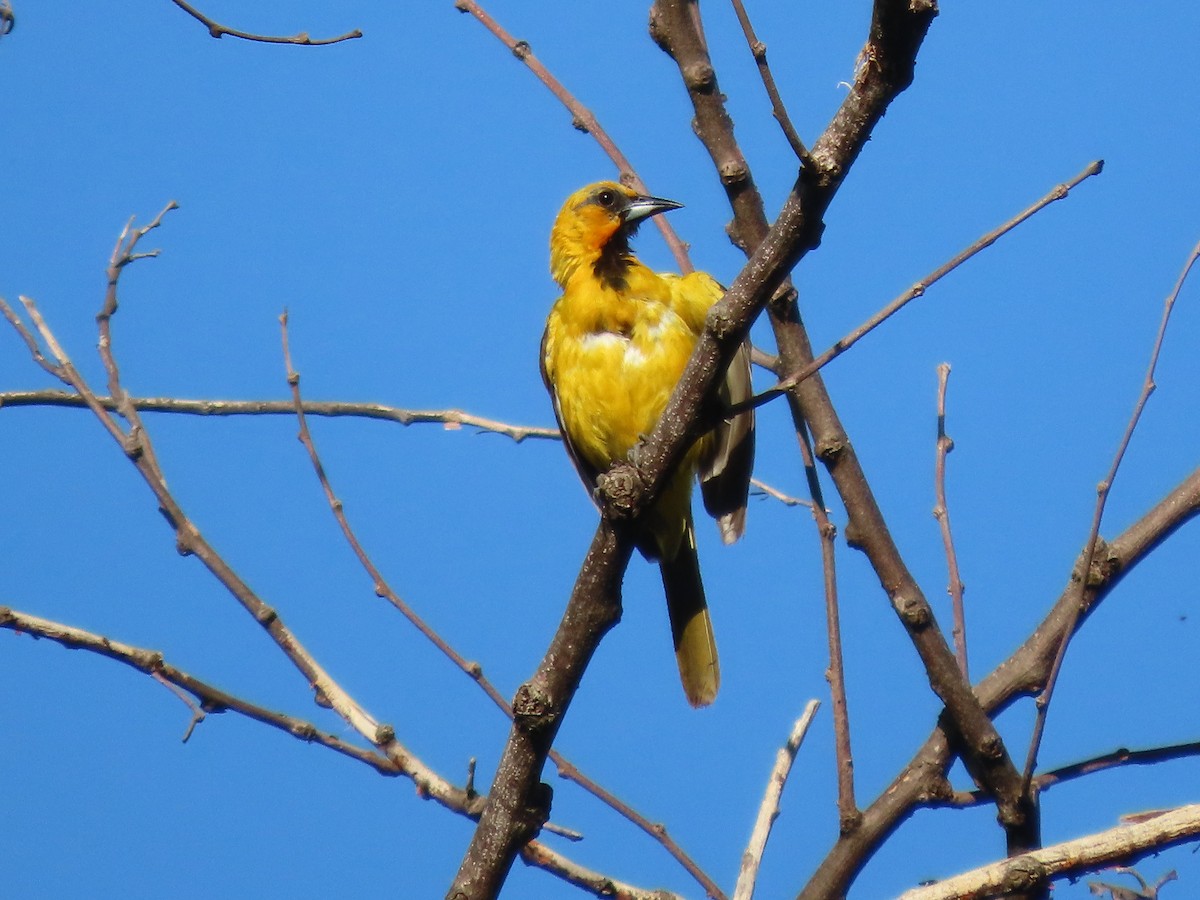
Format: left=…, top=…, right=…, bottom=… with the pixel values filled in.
left=733, top=701, right=820, bottom=900
left=453, top=0, right=693, bottom=273
left=1022, top=235, right=1200, bottom=790
left=168, top=0, right=361, bottom=45
left=279, top=313, right=723, bottom=900
left=744, top=161, right=1106, bottom=413
left=728, top=0, right=812, bottom=166
left=898, top=805, right=1200, bottom=900
left=933, top=363, right=968, bottom=678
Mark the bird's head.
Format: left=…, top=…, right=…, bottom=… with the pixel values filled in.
left=550, top=181, right=682, bottom=287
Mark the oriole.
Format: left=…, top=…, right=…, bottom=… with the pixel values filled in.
left=540, top=181, right=755, bottom=707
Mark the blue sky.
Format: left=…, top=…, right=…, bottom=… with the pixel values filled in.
left=3, top=2, right=1199, bottom=898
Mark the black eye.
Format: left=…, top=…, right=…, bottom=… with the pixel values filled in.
left=596, top=189, right=617, bottom=209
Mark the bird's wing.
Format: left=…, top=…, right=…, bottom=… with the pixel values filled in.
left=699, top=337, right=755, bottom=544
left=540, top=323, right=602, bottom=499
left=666, top=271, right=755, bottom=545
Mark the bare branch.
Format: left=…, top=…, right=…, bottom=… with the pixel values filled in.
left=0, top=605, right=400, bottom=775
left=0, top=390, right=560, bottom=442
left=897, top=805, right=1200, bottom=900
left=550, top=757, right=727, bottom=900
left=791, top=413, right=857, bottom=827
left=168, top=0, right=362, bottom=45
left=750, top=161, right=1105, bottom=410
left=734, top=700, right=820, bottom=900
left=749, top=476, right=813, bottom=509
left=278, top=314, right=724, bottom=898
left=728, top=0, right=812, bottom=165
left=933, top=363, right=968, bottom=678
left=451, top=2, right=957, bottom=893
left=454, top=0, right=693, bottom=273
left=0, top=605, right=671, bottom=895
left=1022, top=234, right=1200, bottom=788
left=450, top=522, right=633, bottom=898
left=799, top=466, right=1200, bottom=899
left=4, top=215, right=452, bottom=805
left=1089, top=866, right=1178, bottom=900
left=947, top=741, right=1200, bottom=808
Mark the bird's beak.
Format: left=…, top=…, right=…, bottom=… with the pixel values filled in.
left=623, top=194, right=684, bottom=223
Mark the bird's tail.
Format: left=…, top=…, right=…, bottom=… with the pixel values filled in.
left=660, top=523, right=720, bottom=707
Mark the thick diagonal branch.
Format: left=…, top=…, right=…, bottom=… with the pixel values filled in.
left=651, top=0, right=1037, bottom=852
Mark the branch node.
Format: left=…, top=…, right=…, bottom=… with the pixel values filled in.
left=512, top=682, right=557, bottom=734
left=255, top=604, right=278, bottom=626
left=998, top=856, right=1049, bottom=891
left=596, top=463, right=645, bottom=521
left=894, top=594, right=930, bottom=629
left=122, top=432, right=144, bottom=460
left=718, top=160, right=750, bottom=185
left=682, top=62, right=715, bottom=91
left=374, top=723, right=396, bottom=745
left=815, top=436, right=845, bottom=464
left=705, top=302, right=738, bottom=341
left=511, top=39, right=530, bottom=61
left=980, top=734, right=1005, bottom=762
left=839, top=809, right=863, bottom=835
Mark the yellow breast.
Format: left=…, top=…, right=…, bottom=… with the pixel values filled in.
left=544, top=265, right=697, bottom=473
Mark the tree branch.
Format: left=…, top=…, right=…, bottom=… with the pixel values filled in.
left=734, top=701, right=821, bottom=900
left=0, top=390, right=559, bottom=443
left=651, top=0, right=1048, bottom=857
left=454, top=0, right=693, bottom=273
left=727, top=0, right=812, bottom=166
left=1022, top=235, right=1200, bottom=788
left=798, top=466, right=1200, bottom=898
left=448, top=523, right=633, bottom=899
left=167, top=0, right=361, bottom=46
left=933, top=363, right=968, bottom=678
left=280, top=314, right=724, bottom=899
left=0, top=605, right=399, bottom=774
left=896, top=805, right=1200, bottom=900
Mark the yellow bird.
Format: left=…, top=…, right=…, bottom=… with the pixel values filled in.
left=540, top=181, right=755, bottom=707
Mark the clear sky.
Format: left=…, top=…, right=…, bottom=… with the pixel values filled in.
left=3, top=3, right=1199, bottom=898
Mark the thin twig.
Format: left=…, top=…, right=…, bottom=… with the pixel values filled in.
left=279, top=314, right=725, bottom=900
left=789, top=409, right=857, bottom=830
left=150, top=669, right=208, bottom=741
left=946, top=741, right=1200, bottom=807
left=743, top=161, right=1106, bottom=413
left=4, top=212, right=450, bottom=802
left=0, top=604, right=670, bottom=895
left=733, top=700, right=820, bottom=900
left=0, top=390, right=803, bottom=515
left=728, top=0, right=812, bottom=165
left=5, top=235, right=675, bottom=900
left=168, top=0, right=361, bottom=45
left=0, top=605, right=399, bottom=774
left=933, top=363, right=968, bottom=678
left=453, top=0, right=693, bottom=273
left=0, top=390, right=559, bottom=443
left=1021, top=235, right=1200, bottom=790
left=749, top=476, right=813, bottom=509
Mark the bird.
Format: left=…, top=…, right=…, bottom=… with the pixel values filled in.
left=540, top=180, right=755, bottom=707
